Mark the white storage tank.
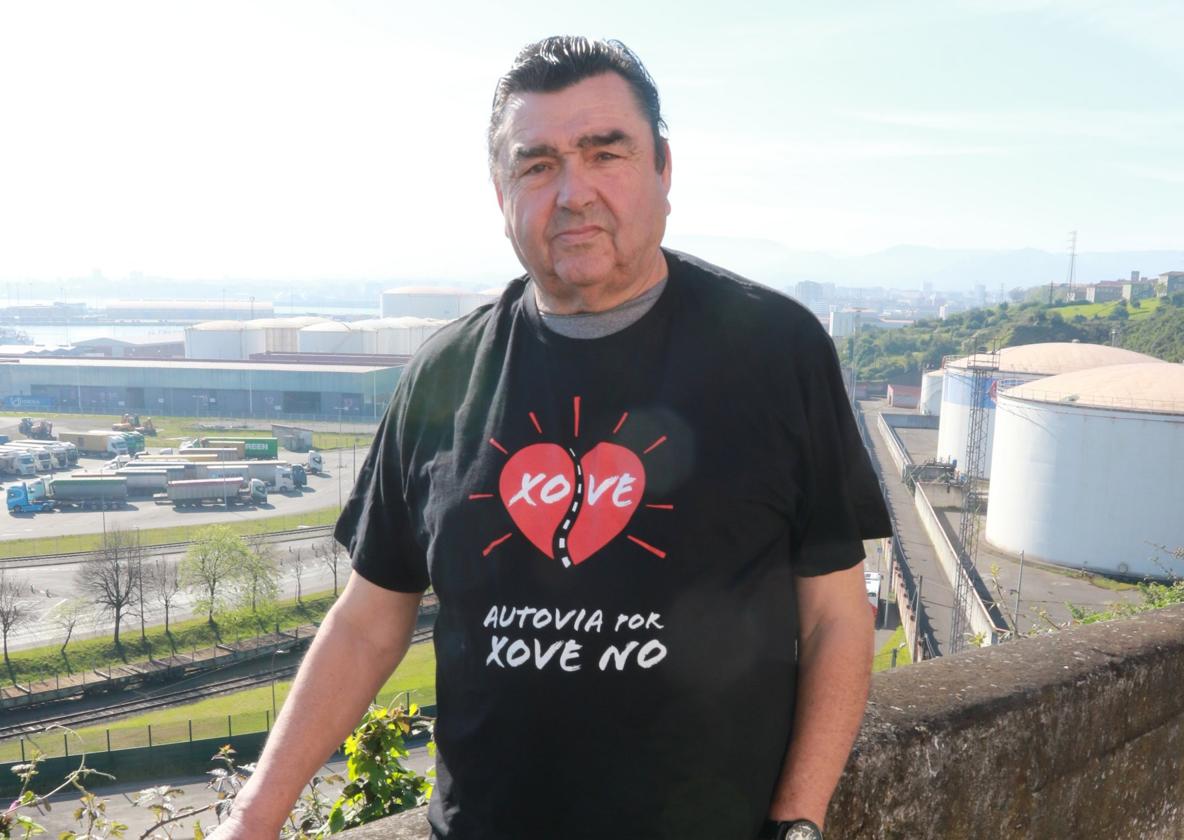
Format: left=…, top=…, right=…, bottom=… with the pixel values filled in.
left=244, top=316, right=326, bottom=356
left=184, top=320, right=247, bottom=360
left=919, top=370, right=943, bottom=416
left=352, top=317, right=449, bottom=355
left=297, top=321, right=374, bottom=355
left=985, top=363, right=1184, bottom=579
left=380, top=286, right=496, bottom=320
left=936, top=343, right=1158, bottom=478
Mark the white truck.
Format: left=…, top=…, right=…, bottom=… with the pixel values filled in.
left=163, top=477, right=268, bottom=507
left=0, top=448, right=38, bottom=477
left=205, top=460, right=297, bottom=492
left=6, top=440, right=71, bottom=470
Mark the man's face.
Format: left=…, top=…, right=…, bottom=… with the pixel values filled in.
left=493, top=73, right=672, bottom=299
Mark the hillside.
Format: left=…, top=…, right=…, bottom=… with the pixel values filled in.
left=838, top=293, right=1184, bottom=382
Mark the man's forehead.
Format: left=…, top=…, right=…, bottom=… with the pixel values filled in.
left=497, top=75, right=649, bottom=154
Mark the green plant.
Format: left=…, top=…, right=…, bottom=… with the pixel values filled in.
left=320, top=703, right=433, bottom=835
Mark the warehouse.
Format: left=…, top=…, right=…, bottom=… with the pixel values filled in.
left=985, top=363, right=1184, bottom=579
left=0, top=356, right=402, bottom=420
left=936, top=342, right=1160, bottom=478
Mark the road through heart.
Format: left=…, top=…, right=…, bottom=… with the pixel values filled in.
left=499, top=442, right=646, bottom=566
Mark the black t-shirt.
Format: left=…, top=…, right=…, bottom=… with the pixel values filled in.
left=335, top=250, right=892, bottom=840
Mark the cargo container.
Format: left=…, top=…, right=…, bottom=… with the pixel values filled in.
left=200, top=437, right=280, bottom=460
left=164, top=477, right=267, bottom=507
left=205, top=460, right=296, bottom=489
left=57, top=431, right=129, bottom=457
left=187, top=439, right=245, bottom=458
left=174, top=447, right=241, bottom=462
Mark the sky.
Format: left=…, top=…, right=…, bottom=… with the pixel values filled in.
left=0, top=0, right=1181, bottom=284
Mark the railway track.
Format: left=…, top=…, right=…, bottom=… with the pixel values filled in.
left=0, top=625, right=435, bottom=741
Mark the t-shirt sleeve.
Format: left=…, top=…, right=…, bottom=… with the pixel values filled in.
left=334, top=389, right=430, bottom=593
left=791, top=326, right=893, bottom=577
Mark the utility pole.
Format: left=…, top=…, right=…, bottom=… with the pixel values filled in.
left=1065, top=230, right=1078, bottom=300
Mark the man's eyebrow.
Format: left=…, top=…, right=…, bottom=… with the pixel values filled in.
left=576, top=130, right=633, bottom=150
left=511, top=143, right=559, bottom=163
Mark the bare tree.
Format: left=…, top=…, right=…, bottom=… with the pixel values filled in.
left=76, top=527, right=142, bottom=648
left=49, top=597, right=92, bottom=662
left=0, top=570, right=33, bottom=677
left=241, top=533, right=280, bottom=613
left=313, top=537, right=345, bottom=597
left=181, top=526, right=249, bottom=624
left=287, top=546, right=308, bottom=605
left=145, top=556, right=183, bottom=635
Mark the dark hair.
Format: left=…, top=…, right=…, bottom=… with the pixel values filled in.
left=488, top=36, right=668, bottom=174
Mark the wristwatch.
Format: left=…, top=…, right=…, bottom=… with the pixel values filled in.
left=764, top=818, right=824, bottom=840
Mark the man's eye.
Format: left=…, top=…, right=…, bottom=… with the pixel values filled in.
left=595, top=152, right=619, bottom=162
left=521, top=162, right=549, bottom=176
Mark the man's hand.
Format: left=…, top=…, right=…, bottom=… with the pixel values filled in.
left=207, top=573, right=423, bottom=838
left=767, top=562, right=874, bottom=828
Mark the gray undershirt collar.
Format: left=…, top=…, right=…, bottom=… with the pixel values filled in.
left=525, top=276, right=668, bottom=339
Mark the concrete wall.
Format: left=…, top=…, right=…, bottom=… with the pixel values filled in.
left=912, top=481, right=1004, bottom=645
left=344, top=604, right=1184, bottom=839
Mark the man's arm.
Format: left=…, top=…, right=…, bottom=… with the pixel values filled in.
left=767, top=562, right=874, bottom=828
left=211, top=574, right=423, bottom=838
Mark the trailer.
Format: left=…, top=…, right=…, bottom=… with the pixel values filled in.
left=204, top=460, right=297, bottom=491
left=163, top=477, right=267, bottom=507
left=200, top=437, right=280, bottom=460
left=186, top=439, right=245, bottom=458
left=175, top=447, right=242, bottom=462
left=47, top=476, right=129, bottom=509
left=111, top=431, right=146, bottom=454
left=124, top=461, right=208, bottom=480
left=0, top=448, right=38, bottom=477
left=57, top=431, right=129, bottom=457
left=2, top=443, right=53, bottom=472
left=103, top=468, right=172, bottom=496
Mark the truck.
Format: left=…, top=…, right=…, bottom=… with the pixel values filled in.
left=205, top=460, right=297, bottom=491
left=305, top=451, right=324, bottom=475
left=175, top=446, right=241, bottom=461
left=109, top=431, right=145, bottom=455
left=107, top=468, right=172, bottom=496
left=124, top=461, right=208, bottom=480
left=57, top=431, right=129, bottom=458
left=163, top=477, right=267, bottom=507
left=6, top=440, right=72, bottom=469
left=0, top=448, right=38, bottom=477
left=18, top=418, right=54, bottom=440
left=291, top=463, right=307, bottom=488
left=199, top=437, right=280, bottom=460
left=185, top=439, right=245, bottom=458
left=7, top=476, right=129, bottom=512
left=3, top=443, right=53, bottom=472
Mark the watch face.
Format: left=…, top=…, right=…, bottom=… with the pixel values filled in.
left=784, top=823, right=822, bottom=840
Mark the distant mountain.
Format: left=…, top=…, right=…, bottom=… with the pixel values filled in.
left=662, top=235, right=1184, bottom=292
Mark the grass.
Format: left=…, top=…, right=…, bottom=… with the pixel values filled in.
left=0, top=506, right=341, bottom=560
left=1, top=640, right=436, bottom=762
left=1057, top=296, right=1162, bottom=322
left=872, top=625, right=911, bottom=672
left=4, top=591, right=338, bottom=685
left=0, top=411, right=375, bottom=453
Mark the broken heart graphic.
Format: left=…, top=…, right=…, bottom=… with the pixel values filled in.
left=498, top=441, right=646, bottom=566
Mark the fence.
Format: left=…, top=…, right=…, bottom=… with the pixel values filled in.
left=0, top=687, right=435, bottom=765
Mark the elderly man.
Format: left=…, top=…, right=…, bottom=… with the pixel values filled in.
left=219, top=36, right=891, bottom=840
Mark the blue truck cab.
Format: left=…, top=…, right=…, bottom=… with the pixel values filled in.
left=7, top=481, right=54, bottom=513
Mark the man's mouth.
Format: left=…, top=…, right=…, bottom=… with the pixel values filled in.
left=553, top=226, right=602, bottom=243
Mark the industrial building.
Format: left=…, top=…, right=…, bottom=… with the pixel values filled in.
left=184, top=317, right=329, bottom=360
left=936, top=342, right=1160, bottom=478
left=985, top=363, right=1184, bottom=579
left=185, top=316, right=448, bottom=360
left=0, top=356, right=402, bottom=420
left=104, top=300, right=275, bottom=321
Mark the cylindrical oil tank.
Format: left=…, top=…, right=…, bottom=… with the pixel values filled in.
left=297, top=321, right=370, bottom=354
left=244, top=316, right=327, bottom=355
left=919, top=370, right=943, bottom=416
left=380, top=286, right=496, bottom=319
left=184, top=321, right=246, bottom=360
left=936, top=343, right=1159, bottom=478
left=985, top=363, right=1184, bottom=579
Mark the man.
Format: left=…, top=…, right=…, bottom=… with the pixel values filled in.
left=217, top=36, right=891, bottom=840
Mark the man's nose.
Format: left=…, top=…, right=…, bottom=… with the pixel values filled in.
left=555, top=161, right=596, bottom=210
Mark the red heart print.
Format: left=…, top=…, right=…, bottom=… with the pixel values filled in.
left=498, top=441, right=646, bottom=566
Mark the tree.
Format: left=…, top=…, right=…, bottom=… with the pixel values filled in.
left=49, top=597, right=92, bottom=662
left=241, top=533, right=280, bottom=613
left=0, top=570, right=33, bottom=677
left=145, top=556, right=182, bottom=635
left=288, top=546, right=308, bottom=605
left=314, top=537, right=346, bottom=597
left=180, top=526, right=250, bottom=624
left=76, top=527, right=143, bottom=648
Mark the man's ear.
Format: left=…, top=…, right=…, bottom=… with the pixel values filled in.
left=660, top=140, right=672, bottom=215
